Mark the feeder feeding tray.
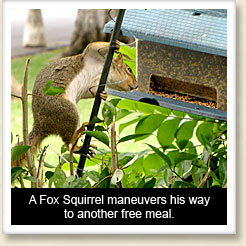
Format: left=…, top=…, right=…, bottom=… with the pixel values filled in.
left=107, top=88, right=227, bottom=121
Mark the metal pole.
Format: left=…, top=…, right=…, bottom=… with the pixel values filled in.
left=77, top=9, right=126, bottom=177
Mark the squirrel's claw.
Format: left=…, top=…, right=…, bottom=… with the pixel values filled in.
left=114, top=40, right=120, bottom=51
left=100, top=90, right=108, bottom=101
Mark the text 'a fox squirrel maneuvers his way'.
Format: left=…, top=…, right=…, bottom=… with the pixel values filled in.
left=27, top=41, right=138, bottom=156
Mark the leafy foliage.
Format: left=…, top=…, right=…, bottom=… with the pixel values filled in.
left=11, top=47, right=227, bottom=189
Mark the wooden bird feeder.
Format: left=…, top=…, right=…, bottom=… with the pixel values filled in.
left=104, top=9, right=227, bottom=121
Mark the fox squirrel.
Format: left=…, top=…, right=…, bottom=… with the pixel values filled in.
left=26, top=41, right=138, bottom=155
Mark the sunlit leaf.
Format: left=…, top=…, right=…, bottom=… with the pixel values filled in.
left=22, top=176, right=38, bottom=183
left=143, top=178, right=156, bottom=188
left=135, top=114, right=166, bottom=140
left=146, top=144, right=172, bottom=168
left=219, top=157, right=227, bottom=186
left=11, top=166, right=26, bottom=182
left=176, top=120, right=197, bottom=150
left=157, top=118, right=181, bottom=149
left=84, top=130, right=109, bottom=147
left=11, top=145, right=31, bottom=162
left=118, top=133, right=151, bottom=144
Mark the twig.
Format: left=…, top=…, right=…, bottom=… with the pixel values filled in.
left=22, top=58, right=37, bottom=187
left=93, top=175, right=112, bottom=188
left=172, top=169, right=186, bottom=182
left=48, top=144, right=70, bottom=165
left=11, top=94, right=23, bottom=100
left=101, top=155, right=105, bottom=172
left=198, top=167, right=211, bottom=188
left=121, top=169, right=132, bottom=188
left=69, top=145, right=75, bottom=176
left=110, top=115, right=117, bottom=173
left=17, top=159, right=25, bottom=188
left=37, top=146, right=48, bottom=188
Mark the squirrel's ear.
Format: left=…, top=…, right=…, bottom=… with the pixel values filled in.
left=113, top=53, right=123, bottom=66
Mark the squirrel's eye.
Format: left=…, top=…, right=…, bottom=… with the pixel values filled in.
left=127, top=67, right=132, bottom=73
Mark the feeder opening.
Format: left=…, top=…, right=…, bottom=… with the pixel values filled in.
left=149, top=75, right=217, bottom=109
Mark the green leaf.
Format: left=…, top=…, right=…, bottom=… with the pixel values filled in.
left=94, top=125, right=106, bottom=131
left=115, top=109, right=133, bottom=121
left=11, top=167, right=26, bottom=182
left=45, top=171, right=54, bottom=179
left=188, top=113, right=205, bottom=120
left=87, top=171, right=101, bottom=183
left=196, top=122, right=216, bottom=144
left=45, top=86, right=65, bottom=96
left=135, top=114, right=166, bottom=140
left=96, top=167, right=111, bottom=188
left=119, top=45, right=136, bottom=60
left=111, top=169, right=124, bottom=185
left=143, top=153, right=166, bottom=176
left=172, top=110, right=186, bottom=117
left=118, top=133, right=151, bottom=144
left=43, top=80, right=65, bottom=96
left=163, top=169, right=173, bottom=186
left=117, top=99, right=137, bottom=111
left=135, top=101, right=155, bottom=114
left=11, top=145, right=31, bottom=162
left=143, top=178, right=156, bottom=188
left=172, top=181, right=196, bottom=188
left=90, top=116, right=103, bottom=124
left=200, top=134, right=213, bottom=154
left=167, top=151, right=197, bottom=165
left=176, top=160, right=192, bottom=177
left=44, top=162, right=55, bottom=169
left=43, top=80, right=53, bottom=93
left=60, top=144, right=67, bottom=154
left=102, top=101, right=117, bottom=126
left=219, top=157, right=227, bottom=186
left=155, top=107, right=171, bottom=116
left=109, top=98, right=121, bottom=107
left=69, top=177, right=91, bottom=188
left=176, top=120, right=197, bottom=150
left=209, top=170, right=221, bottom=184
left=118, top=152, right=134, bottom=168
left=84, top=130, right=109, bottom=147
left=22, top=176, right=38, bottom=183
left=157, top=118, right=181, bottom=149
left=119, top=117, right=143, bottom=134
left=48, top=166, right=67, bottom=188
left=146, top=144, right=172, bottom=168
left=11, top=132, right=13, bottom=144
left=137, top=177, right=146, bottom=188
left=60, top=153, right=78, bottom=165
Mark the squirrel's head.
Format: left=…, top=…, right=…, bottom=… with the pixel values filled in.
left=107, top=53, right=138, bottom=91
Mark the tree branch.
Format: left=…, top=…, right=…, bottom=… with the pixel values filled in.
left=93, top=175, right=112, bottom=188
left=37, top=146, right=48, bottom=188
left=110, top=115, right=117, bottom=173
left=198, top=167, right=211, bottom=188
left=11, top=94, right=23, bottom=100
left=22, top=58, right=37, bottom=187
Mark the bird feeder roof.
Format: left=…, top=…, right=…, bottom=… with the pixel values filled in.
left=104, top=9, right=227, bottom=57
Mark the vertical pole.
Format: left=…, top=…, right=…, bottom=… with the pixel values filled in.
left=77, top=9, right=126, bottom=177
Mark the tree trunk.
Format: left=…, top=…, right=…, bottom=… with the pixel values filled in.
left=62, top=10, right=133, bottom=57
left=23, top=9, right=46, bottom=47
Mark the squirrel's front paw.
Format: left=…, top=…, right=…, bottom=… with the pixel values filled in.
left=100, top=90, right=108, bottom=101
left=114, top=40, right=120, bottom=51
